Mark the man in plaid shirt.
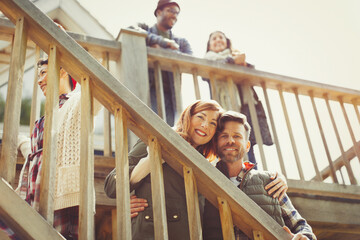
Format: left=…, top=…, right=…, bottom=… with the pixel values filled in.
left=203, top=111, right=316, bottom=240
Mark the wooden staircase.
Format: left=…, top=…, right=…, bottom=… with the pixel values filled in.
left=0, top=0, right=360, bottom=239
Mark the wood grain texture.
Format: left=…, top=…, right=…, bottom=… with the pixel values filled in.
left=278, top=85, right=303, bottom=179
left=29, top=45, right=41, bottom=136
left=154, top=61, right=166, bottom=120
left=102, top=52, right=112, bottom=157
left=79, top=75, right=95, bottom=240
left=39, top=44, right=59, bottom=223
left=114, top=107, right=131, bottom=240
left=0, top=16, right=27, bottom=186
left=183, top=166, right=202, bottom=240
left=0, top=179, right=64, bottom=240
left=149, top=136, right=168, bottom=240
left=217, top=197, right=235, bottom=240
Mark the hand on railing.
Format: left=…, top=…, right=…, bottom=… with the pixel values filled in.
left=265, top=172, right=288, bottom=201
left=164, top=38, right=179, bottom=50
left=130, top=195, right=148, bottom=218
left=283, top=226, right=311, bottom=240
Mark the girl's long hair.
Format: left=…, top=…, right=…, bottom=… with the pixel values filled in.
left=175, top=100, right=223, bottom=161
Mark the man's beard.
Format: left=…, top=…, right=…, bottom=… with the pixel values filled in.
left=217, top=144, right=246, bottom=163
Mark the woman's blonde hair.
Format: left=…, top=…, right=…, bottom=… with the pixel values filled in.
left=175, top=100, right=223, bottom=161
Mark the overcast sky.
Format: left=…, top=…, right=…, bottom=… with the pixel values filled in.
left=78, top=0, right=360, bottom=91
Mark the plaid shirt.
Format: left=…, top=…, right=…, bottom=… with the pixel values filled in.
left=1, top=94, right=69, bottom=239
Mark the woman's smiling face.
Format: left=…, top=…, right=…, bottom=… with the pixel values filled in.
left=209, top=31, right=228, bottom=53
left=188, top=110, right=219, bottom=148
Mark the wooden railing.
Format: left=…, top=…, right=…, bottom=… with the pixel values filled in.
left=0, top=0, right=297, bottom=239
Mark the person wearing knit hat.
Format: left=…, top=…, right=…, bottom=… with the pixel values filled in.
left=129, top=0, right=192, bottom=127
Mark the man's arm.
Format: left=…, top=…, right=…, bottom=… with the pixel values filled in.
left=280, top=194, right=317, bottom=240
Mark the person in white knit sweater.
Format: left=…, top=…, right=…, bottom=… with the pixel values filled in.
left=1, top=58, right=101, bottom=240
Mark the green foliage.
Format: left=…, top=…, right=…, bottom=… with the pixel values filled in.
left=0, top=95, right=44, bottom=125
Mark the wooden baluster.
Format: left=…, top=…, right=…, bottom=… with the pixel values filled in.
left=114, top=107, right=131, bottom=239
left=261, top=83, right=286, bottom=177
left=278, top=85, right=304, bottom=180
left=352, top=99, right=360, bottom=125
left=79, top=75, right=95, bottom=239
left=339, top=97, right=360, bottom=170
left=149, top=136, right=168, bottom=240
left=183, top=167, right=202, bottom=240
left=192, top=69, right=201, bottom=100
left=309, top=91, right=338, bottom=183
left=243, top=83, right=267, bottom=170
left=253, top=230, right=265, bottom=240
left=29, top=46, right=41, bottom=136
left=294, top=88, right=321, bottom=181
left=154, top=61, right=166, bottom=121
left=209, top=73, right=218, bottom=102
left=172, top=65, right=183, bottom=120
left=324, top=95, right=356, bottom=184
left=226, top=76, right=238, bottom=111
left=102, top=51, right=112, bottom=156
left=39, top=44, right=59, bottom=223
left=0, top=16, right=27, bottom=186
left=217, top=197, right=235, bottom=240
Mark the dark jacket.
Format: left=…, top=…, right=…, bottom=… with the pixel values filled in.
left=132, top=23, right=192, bottom=126
left=104, top=139, right=205, bottom=240
left=203, top=161, right=283, bottom=240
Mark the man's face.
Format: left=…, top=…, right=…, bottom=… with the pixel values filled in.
left=217, top=121, right=250, bottom=163
left=156, top=4, right=180, bottom=30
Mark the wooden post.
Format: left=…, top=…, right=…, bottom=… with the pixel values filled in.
left=324, top=95, right=356, bottom=185
left=192, top=69, right=201, bottom=100
left=340, top=97, right=360, bottom=166
left=154, top=61, right=166, bottom=121
left=217, top=197, right=235, bottom=240
left=39, top=44, right=59, bottom=223
left=352, top=99, right=360, bottom=125
left=209, top=73, right=218, bottom=102
left=114, top=107, right=131, bottom=239
left=116, top=28, right=148, bottom=148
left=102, top=51, right=112, bottom=156
left=253, top=230, right=265, bottom=240
left=183, top=166, right=202, bottom=240
left=172, top=64, right=183, bottom=120
left=294, top=88, right=321, bottom=181
left=261, top=83, right=286, bottom=177
left=29, top=46, right=41, bottom=136
left=79, top=75, right=95, bottom=240
left=226, top=76, right=239, bottom=111
left=115, top=28, right=149, bottom=104
left=111, top=208, right=117, bottom=240
left=0, top=16, right=27, bottom=186
left=149, top=136, right=168, bottom=240
left=309, top=91, right=338, bottom=183
left=278, top=85, right=304, bottom=180
left=243, top=83, right=267, bottom=170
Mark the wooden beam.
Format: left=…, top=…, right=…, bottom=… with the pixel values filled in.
left=154, top=61, right=166, bottom=120
left=192, top=69, right=201, bottom=100
left=0, top=178, right=64, bottom=240
left=114, top=107, right=131, bottom=240
left=39, top=44, right=59, bottom=223
left=217, top=197, right=235, bottom=240
left=183, top=167, right=202, bottom=240
left=79, top=75, right=95, bottom=240
left=172, top=64, right=183, bottom=119
left=29, top=45, right=41, bottom=136
left=101, top=52, right=112, bottom=157
left=149, top=136, right=168, bottom=240
left=0, top=16, right=27, bottom=186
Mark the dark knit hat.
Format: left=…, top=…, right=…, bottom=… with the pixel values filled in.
left=154, top=0, right=180, bottom=16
